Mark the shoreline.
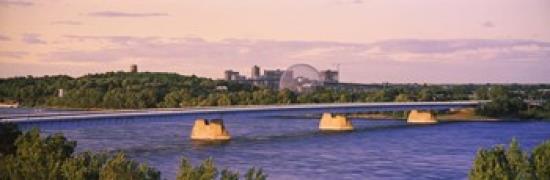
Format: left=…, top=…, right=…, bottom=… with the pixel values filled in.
left=2, top=102, right=547, bottom=123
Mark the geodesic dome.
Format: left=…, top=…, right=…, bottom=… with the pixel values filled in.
left=279, top=64, right=322, bottom=92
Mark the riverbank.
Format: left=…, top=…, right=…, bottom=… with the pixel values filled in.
left=0, top=101, right=485, bottom=123
left=349, top=108, right=500, bottom=122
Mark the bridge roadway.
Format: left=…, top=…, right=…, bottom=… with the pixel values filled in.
left=1, top=101, right=486, bottom=123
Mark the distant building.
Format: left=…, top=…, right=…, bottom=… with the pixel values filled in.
left=224, top=65, right=369, bottom=91
left=58, top=89, right=64, bottom=98
left=224, top=66, right=285, bottom=89
left=216, top=86, right=228, bottom=91
left=251, top=65, right=260, bottom=79
left=130, top=64, right=138, bottom=73
left=263, top=69, right=285, bottom=81
left=224, top=70, right=245, bottom=81
left=320, top=70, right=339, bottom=83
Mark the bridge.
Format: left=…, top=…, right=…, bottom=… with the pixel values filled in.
left=1, top=101, right=487, bottom=141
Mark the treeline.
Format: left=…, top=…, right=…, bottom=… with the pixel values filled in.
left=475, top=86, right=550, bottom=119
left=469, top=138, right=550, bottom=180
left=1, top=72, right=550, bottom=118
left=0, top=123, right=266, bottom=180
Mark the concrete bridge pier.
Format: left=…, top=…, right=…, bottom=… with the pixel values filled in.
left=190, top=119, right=231, bottom=140
left=407, top=110, right=438, bottom=124
left=319, top=113, right=353, bottom=131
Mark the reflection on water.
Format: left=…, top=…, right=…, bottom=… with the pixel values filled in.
left=18, top=114, right=550, bottom=180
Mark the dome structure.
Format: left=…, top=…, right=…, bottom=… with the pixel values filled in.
left=279, top=64, right=322, bottom=92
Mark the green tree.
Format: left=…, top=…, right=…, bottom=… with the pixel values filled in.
left=531, top=140, right=550, bottom=180
left=0, top=128, right=76, bottom=180
left=0, top=123, right=21, bottom=156
left=469, top=145, right=513, bottom=180
left=176, top=157, right=267, bottom=180
left=476, top=86, right=526, bottom=117
left=221, top=169, right=240, bottom=180
left=100, top=152, right=160, bottom=180
left=277, top=89, right=295, bottom=104
left=394, top=93, right=411, bottom=102
left=419, top=88, right=434, bottom=101
left=61, top=152, right=108, bottom=180
left=217, top=94, right=232, bottom=106
left=245, top=167, right=267, bottom=180
left=474, top=86, right=489, bottom=100
left=469, top=139, right=550, bottom=180
left=505, top=138, right=534, bottom=179
left=176, top=157, right=217, bottom=180
left=0, top=125, right=161, bottom=180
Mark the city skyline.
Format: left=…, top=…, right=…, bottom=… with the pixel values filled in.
left=1, top=0, right=550, bottom=83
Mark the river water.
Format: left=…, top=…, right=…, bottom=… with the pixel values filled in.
left=17, top=113, right=550, bottom=180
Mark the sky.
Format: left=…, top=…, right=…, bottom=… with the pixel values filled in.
left=0, top=0, right=549, bottom=83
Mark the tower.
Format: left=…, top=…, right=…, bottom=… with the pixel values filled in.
left=251, top=65, right=260, bottom=79
left=130, top=64, right=138, bottom=73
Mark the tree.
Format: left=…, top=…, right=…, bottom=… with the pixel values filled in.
left=505, top=138, right=534, bottom=179
left=176, top=157, right=217, bottom=180
left=0, top=128, right=76, bottom=180
left=221, top=169, right=240, bottom=180
left=100, top=152, right=160, bottom=180
left=277, top=89, right=295, bottom=104
left=245, top=167, right=267, bottom=180
left=0, top=123, right=21, bottom=156
left=395, top=93, right=411, bottom=102
left=0, top=125, right=161, bottom=180
left=176, top=157, right=267, bottom=180
left=61, top=152, right=108, bottom=180
left=474, top=86, right=489, bottom=100
left=532, top=140, right=550, bottom=180
left=470, top=139, right=550, bottom=180
left=476, top=86, right=527, bottom=117
left=419, top=88, right=434, bottom=101
left=217, top=94, right=232, bottom=106
left=469, top=145, right=513, bottom=180
left=163, top=89, right=193, bottom=108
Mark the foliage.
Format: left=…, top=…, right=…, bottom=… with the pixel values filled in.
left=0, top=124, right=160, bottom=180
left=61, top=152, right=108, bottom=180
left=1, top=72, right=550, bottom=119
left=531, top=140, right=550, bottom=180
left=100, top=153, right=160, bottom=180
left=476, top=86, right=526, bottom=117
left=469, top=145, right=513, bottom=180
left=469, top=139, right=550, bottom=180
left=505, top=138, right=534, bottom=179
left=177, top=157, right=267, bottom=180
left=245, top=167, right=267, bottom=180
left=0, top=123, right=21, bottom=156
left=0, top=129, right=76, bottom=180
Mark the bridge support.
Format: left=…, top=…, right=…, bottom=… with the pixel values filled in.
left=190, top=119, right=231, bottom=140
left=319, top=113, right=353, bottom=131
left=407, top=110, right=437, bottom=124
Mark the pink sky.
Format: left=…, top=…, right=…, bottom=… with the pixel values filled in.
left=1, top=0, right=549, bottom=83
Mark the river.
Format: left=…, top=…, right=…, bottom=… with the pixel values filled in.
left=17, top=113, right=550, bottom=180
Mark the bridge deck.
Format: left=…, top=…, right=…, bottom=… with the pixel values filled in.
left=1, top=101, right=487, bottom=123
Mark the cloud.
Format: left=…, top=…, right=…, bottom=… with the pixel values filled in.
left=50, top=36, right=550, bottom=64
left=482, top=21, right=495, bottom=28
left=42, top=36, right=550, bottom=83
left=0, top=51, right=29, bottom=59
left=21, top=34, right=47, bottom=44
left=0, top=34, right=11, bottom=41
left=0, top=0, right=33, bottom=6
left=332, top=0, right=364, bottom=5
left=51, top=20, right=82, bottom=25
left=88, top=11, right=169, bottom=18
